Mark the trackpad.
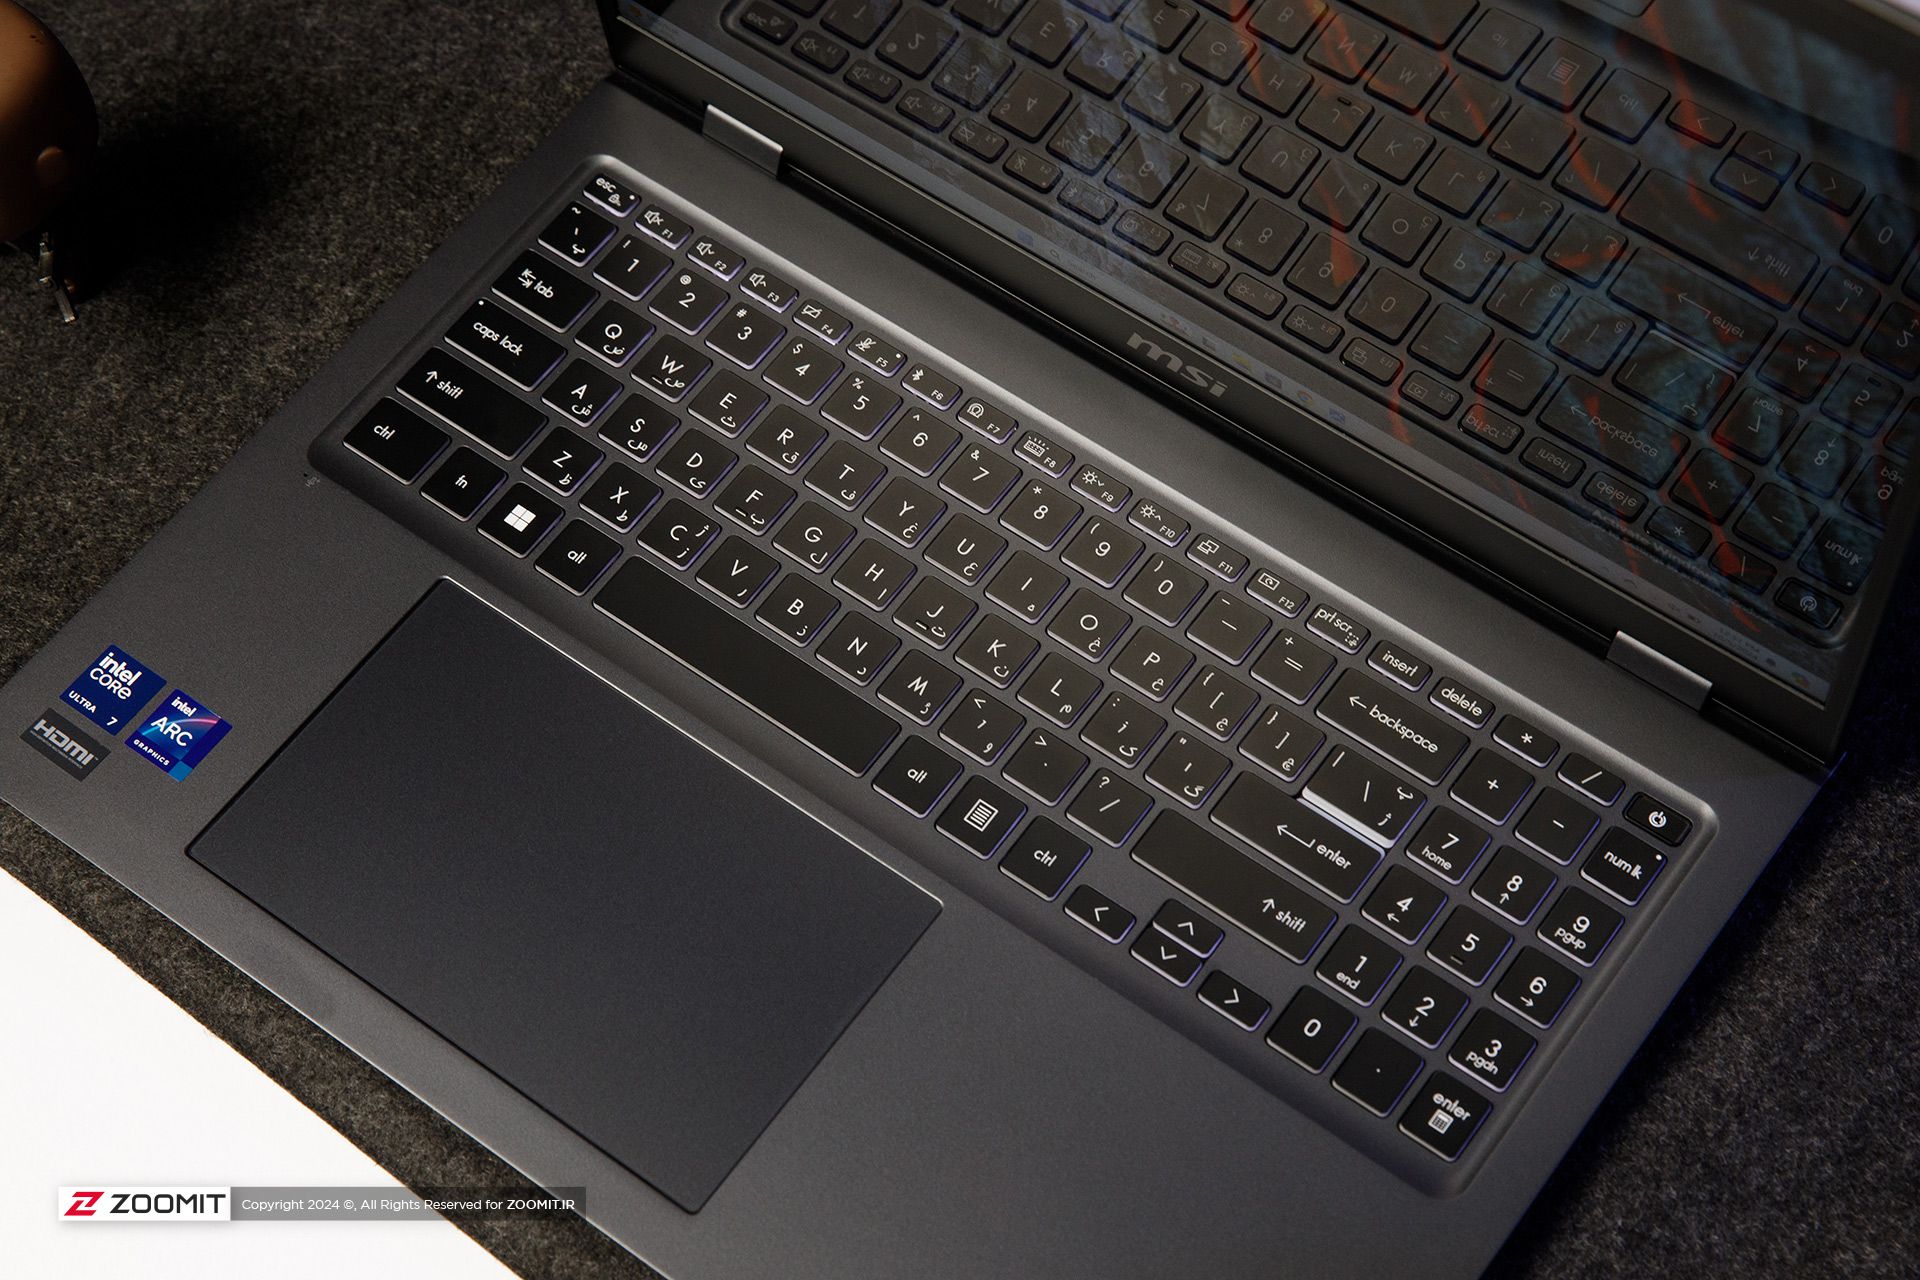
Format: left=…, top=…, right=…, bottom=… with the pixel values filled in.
left=189, top=583, right=937, bottom=1211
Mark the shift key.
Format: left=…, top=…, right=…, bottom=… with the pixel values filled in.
left=399, top=351, right=547, bottom=458
left=1133, top=812, right=1336, bottom=961
left=1317, top=669, right=1468, bottom=785
left=1618, top=170, right=1817, bottom=308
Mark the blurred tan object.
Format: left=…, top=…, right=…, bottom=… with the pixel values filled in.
left=1, top=0, right=97, bottom=320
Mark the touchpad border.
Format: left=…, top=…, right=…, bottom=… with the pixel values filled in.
left=189, top=582, right=938, bottom=1212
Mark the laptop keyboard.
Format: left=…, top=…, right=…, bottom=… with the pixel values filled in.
left=726, top=0, right=1916, bottom=642
left=329, top=166, right=1704, bottom=1178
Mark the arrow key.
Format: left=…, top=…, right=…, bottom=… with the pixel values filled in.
left=1151, top=899, right=1225, bottom=957
left=1065, top=884, right=1135, bottom=943
left=1198, top=970, right=1271, bottom=1031
left=1132, top=931, right=1205, bottom=986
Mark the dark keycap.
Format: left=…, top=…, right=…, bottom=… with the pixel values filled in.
left=1001, top=479, right=1082, bottom=548
left=654, top=428, right=736, bottom=499
left=1521, top=437, right=1583, bottom=487
left=923, top=515, right=1007, bottom=586
left=1713, top=388, right=1795, bottom=464
left=1146, top=731, right=1231, bottom=806
left=1457, top=404, right=1523, bottom=453
left=1167, top=667, right=1252, bottom=741
left=1212, top=773, right=1382, bottom=901
left=534, top=520, right=623, bottom=594
left=894, top=575, right=976, bottom=648
left=697, top=536, right=780, bottom=606
left=940, top=689, right=1024, bottom=763
left=1018, top=0, right=1090, bottom=61
left=1475, top=339, right=1556, bottom=412
left=1711, top=539, right=1777, bottom=595
left=1362, top=193, right=1440, bottom=266
left=1368, top=642, right=1431, bottom=690
left=1582, top=827, right=1666, bottom=905
left=1545, top=214, right=1626, bottom=286
left=1198, top=970, right=1271, bottom=1030
left=1618, top=170, right=1818, bottom=307
left=1843, top=195, right=1920, bottom=282
left=1071, top=463, right=1130, bottom=511
left=1616, top=331, right=1734, bottom=429
left=878, top=648, right=963, bottom=723
left=1423, top=228, right=1505, bottom=303
left=1480, top=181, right=1561, bottom=253
left=1019, top=651, right=1103, bottom=725
left=1125, top=553, right=1206, bottom=625
left=1306, top=744, right=1425, bottom=847
left=992, top=70, right=1073, bottom=142
left=579, top=462, right=659, bottom=531
left=1267, top=986, right=1357, bottom=1071
left=816, top=610, right=899, bottom=684
left=1557, top=752, right=1624, bottom=806
left=1248, top=0, right=1330, bottom=51
left=1382, top=967, right=1468, bottom=1048
left=399, top=352, right=545, bottom=458
left=1821, top=365, right=1901, bottom=436
left=1516, top=787, right=1598, bottom=862
left=1349, top=270, right=1431, bottom=343
left=1239, top=704, right=1324, bottom=782
left=1541, top=377, right=1689, bottom=487
left=1316, top=669, right=1467, bottom=785
left=1305, top=603, right=1367, bottom=655
left=879, top=411, right=961, bottom=477
left=1801, top=518, right=1877, bottom=593
left=1111, top=628, right=1194, bottom=701
left=1490, top=105, right=1571, bottom=178
left=793, top=299, right=853, bottom=345
left=523, top=427, right=604, bottom=495
left=1553, top=135, right=1638, bottom=210
left=1069, top=768, right=1155, bottom=845
left=584, top=172, right=640, bottom=214
left=1450, top=747, right=1533, bottom=825
left=1367, top=44, right=1444, bottom=112
left=576, top=300, right=651, bottom=369
left=865, top=476, right=945, bottom=547
left=1317, top=926, right=1403, bottom=1006
left=990, top=551, right=1071, bottom=623
left=834, top=538, right=916, bottom=609
left=764, top=337, right=845, bottom=405
left=1410, top=304, right=1492, bottom=377
left=874, top=736, right=964, bottom=816
left=1122, top=59, right=1204, bottom=131
left=1780, top=423, right=1859, bottom=498
left=1449, top=1007, right=1535, bottom=1092
left=1305, top=13, right=1385, bottom=81
left=938, top=775, right=1028, bottom=857
left=1400, top=1072, right=1491, bottom=1160
left=448, top=297, right=563, bottom=388
left=422, top=447, right=505, bottom=520
left=1670, top=446, right=1754, bottom=523
left=1759, top=330, right=1842, bottom=403
left=1001, top=818, right=1092, bottom=900
left=1472, top=845, right=1557, bottom=924
left=877, top=7, right=955, bottom=76
left=1081, top=689, right=1166, bottom=765
left=1714, top=154, right=1779, bottom=209
left=1334, top=1028, right=1424, bottom=1114
left=1247, top=567, right=1308, bottom=617
left=1064, top=884, right=1135, bottom=941
left=1427, top=906, right=1512, bottom=985
left=715, top=465, right=795, bottom=535
left=758, top=573, right=844, bottom=643
left=1186, top=534, right=1249, bottom=583
left=1427, top=76, right=1509, bottom=146
left=1061, top=517, right=1144, bottom=588
left=816, top=374, right=901, bottom=441
left=1485, top=261, right=1569, bottom=337
left=1187, top=592, right=1270, bottom=663
left=543, top=359, right=624, bottom=431
left=956, top=613, right=1039, bottom=688
left=1537, top=886, right=1623, bottom=966
left=1777, top=578, right=1842, bottom=629
left=1362, top=866, right=1447, bottom=944
left=1287, top=232, right=1368, bottom=306
left=801, top=444, right=882, bottom=513
left=746, top=407, right=828, bottom=475
left=1250, top=627, right=1337, bottom=704
left=1625, top=792, right=1691, bottom=845
left=1495, top=946, right=1580, bottom=1028
left=1134, top=810, right=1339, bottom=960
left=741, top=267, right=798, bottom=314
left=1134, top=931, right=1206, bottom=985
left=345, top=399, right=447, bottom=482
left=1418, top=147, right=1498, bottom=216
left=494, top=250, right=596, bottom=331
left=1153, top=898, right=1226, bottom=957
left=1863, top=300, right=1920, bottom=380
left=1406, top=807, right=1489, bottom=883
left=1609, top=250, right=1772, bottom=368
left=1518, top=36, right=1602, bottom=109
left=1052, top=104, right=1132, bottom=175
left=740, top=0, right=798, bottom=41
left=1582, top=67, right=1665, bottom=140
left=638, top=498, right=719, bottom=569
left=1182, top=93, right=1261, bottom=162
left=1799, top=162, right=1865, bottom=215
left=1241, top=125, right=1320, bottom=196
left=628, top=335, right=707, bottom=403
left=1001, top=726, right=1090, bottom=804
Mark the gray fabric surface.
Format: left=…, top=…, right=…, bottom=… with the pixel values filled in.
left=1, top=2, right=1915, bottom=1276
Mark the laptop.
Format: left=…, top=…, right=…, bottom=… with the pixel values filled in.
left=4, top=0, right=1915, bottom=1273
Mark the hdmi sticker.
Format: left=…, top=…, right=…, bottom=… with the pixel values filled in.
left=22, top=709, right=107, bottom=781
left=127, top=689, right=231, bottom=781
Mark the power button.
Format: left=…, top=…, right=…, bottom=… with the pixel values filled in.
left=1626, top=792, right=1692, bottom=847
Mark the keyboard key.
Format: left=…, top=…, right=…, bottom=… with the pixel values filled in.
left=1062, top=517, right=1144, bottom=586
left=1843, top=195, right=1920, bottom=282
left=1126, top=553, right=1207, bottom=624
left=523, top=427, right=604, bottom=494
left=1516, top=787, right=1598, bottom=862
left=1152, top=899, right=1225, bottom=957
left=938, top=775, right=1028, bottom=857
left=1557, top=752, right=1624, bottom=805
left=1334, top=1028, right=1424, bottom=1114
left=1449, top=1008, right=1535, bottom=1091
left=1070, top=462, right=1130, bottom=510
left=1317, top=926, right=1402, bottom=1005
left=755, top=571, right=839, bottom=644
left=345, top=399, right=447, bottom=482
left=820, top=372, right=903, bottom=439
left=1069, top=768, right=1154, bottom=845
left=1246, top=567, right=1308, bottom=617
left=494, top=250, right=596, bottom=330
left=535, top=520, right=622, bottom=594
left=1427, top=906, right=1511, bottom=985
left=1001, top=726, right=1090, bottom=804
left=1267, top=986, right=1356, bottom=1072
left=1145, top=730, right=1231, bottom=806
left=1306, top=744, right=1425, bottom=847
left=584, top=171, right=640, bottom=215
left=1537, top=886, right=1623, bottom=966
left=421, top=447, right=504, bottom=520
left=923, top=514, right=1006, bottom=585
left=1050, top=589, right=1132, bottom=662
left=1002, top=479, right=1083, bottom=548
left=1399, top=1072, right=1490, bottom=1160
left=1064, top=884, right=1135, bottom=942
left=1019, top=651, right=1102, bottom=724
left=1175, top=665, right=1257, bottom=738
left=1582, top=827, right=1667, bottom=905
left=1618, top=170, right=1818, bottom=308
left=1251, top=628, right=1337, bottom=704
left=765, top=337, right=845, bottom=404
left=877, top=648, right=962, bottom=722
left=1362, top=865, right=1447, bottom=944
left=1624, top=792, right=1691, bottom=845
left=1187, top=592, right=1270, bottom=663
left=1494, top=946, right=1581, bottom=1027
left=1133, top=930, right=1205, bottom=985
left=866, top=475, right=945, bottom=545
left=578, top=462, right=659, bottom=531
left=942, top=443, right=1022, bottom=510
left=1449, top=747, right=1532, bottom=825
left=1316, top=669, right=1467, bottom=784
left=1381, top=966, right=1468, bottom=1047
left=576, top=300, right=651, bottom=369
left=816, top=610, right=899, bottom=684
left=697, top=536, right=780, bottom=606
left=874, top=735, right=964, bottom=816
left=941, top=689, right=1024, bottom=762
left=1211, top=773, right=1382, bottom=901
left=638, top=498, right=718, bottom=568
left=1239, top=704, right=1324, bottom=782
left=399, top=352, right=545, bottom=458
left=447, top=296, right=564, bottom=389
left=956, top=612, right=1039, bottom=687
left=1110, top=628, right=1194, bottom=701
left=1472, top=845, right=1557, bottom=923
left=1081, top=689, right=1165, bottom=765
left=1000, top=818, right=1092, bottom=900
left=1198, top=970, right=1272, bottom=1030
left=773, top=501, right=856, bottom=572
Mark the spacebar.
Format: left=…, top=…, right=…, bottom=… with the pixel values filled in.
left=595, top=557, right=898, bottom=775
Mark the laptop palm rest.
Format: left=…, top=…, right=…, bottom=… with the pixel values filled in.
left=188, top=583, right=939, bottom=1212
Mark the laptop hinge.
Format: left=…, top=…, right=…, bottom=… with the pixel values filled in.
left=702, top=104, right=783, bottom=176
left=1606, top=631, right=1713, bottom=711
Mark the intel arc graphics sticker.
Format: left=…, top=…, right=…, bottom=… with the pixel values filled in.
left=61, top=645, right=167, bottom=734
left=127, top=689, right=231, bottom=780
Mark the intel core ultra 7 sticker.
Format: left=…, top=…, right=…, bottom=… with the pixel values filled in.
left=128, top=689, right=231, bottom=780
left=62, top=645, right=167, bottom=734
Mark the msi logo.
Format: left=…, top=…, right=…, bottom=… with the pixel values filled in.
left=1126, top=332, right=1230, bottom=398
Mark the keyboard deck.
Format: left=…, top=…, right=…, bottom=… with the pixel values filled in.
left=724, top=0, right=1916, bottom=651
left=320, top=164, right=1708, bottom=1186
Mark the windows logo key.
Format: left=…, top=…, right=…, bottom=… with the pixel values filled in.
left=127, top=689, right=232, bottom=781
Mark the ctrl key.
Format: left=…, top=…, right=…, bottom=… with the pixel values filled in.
left=1399, top=1072, right=1491, bottom=1161
left=345, top=398, right=447, bottom=483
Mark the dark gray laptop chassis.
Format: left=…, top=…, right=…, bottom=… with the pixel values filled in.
left=0, top=83, right=1824, bottom=1278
